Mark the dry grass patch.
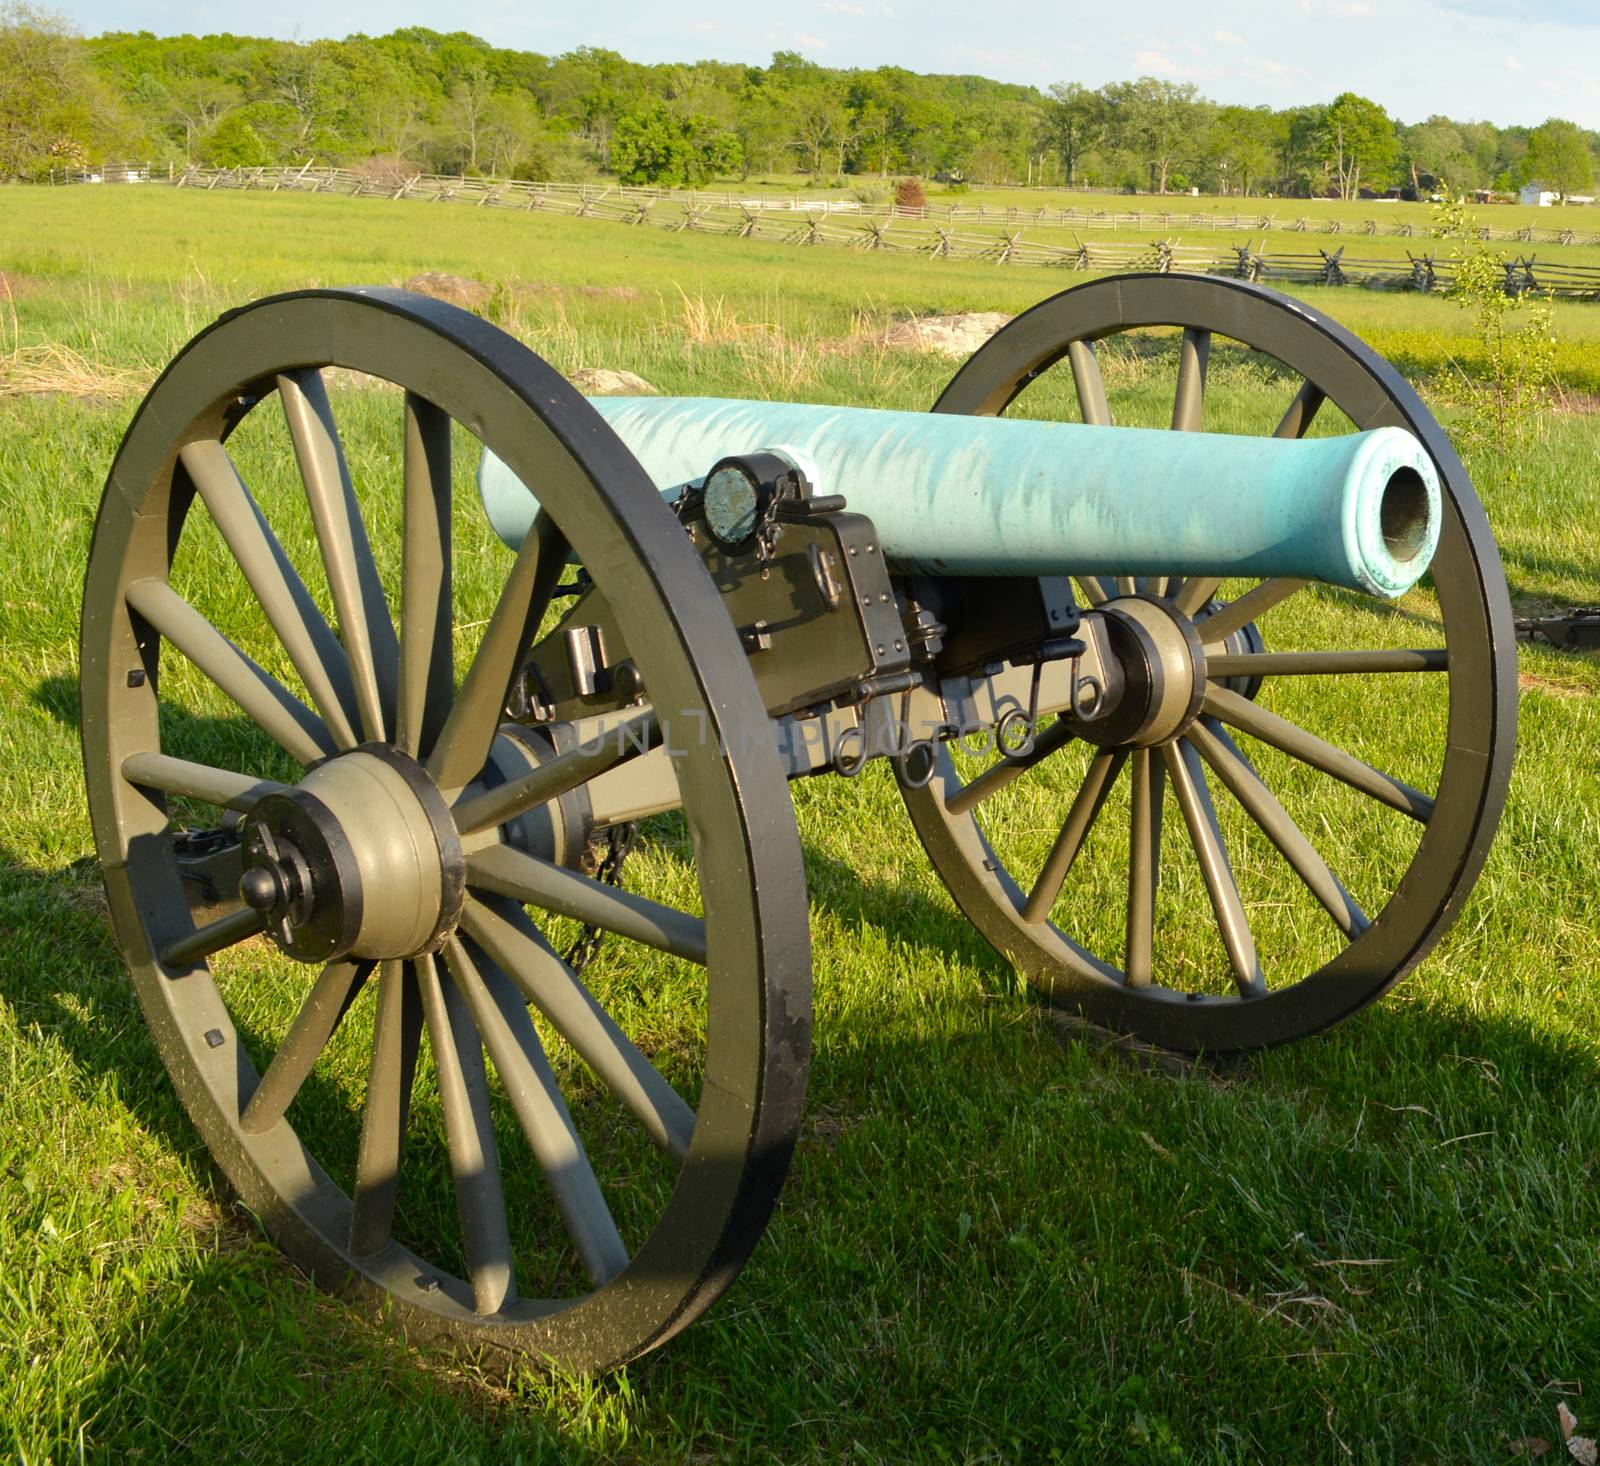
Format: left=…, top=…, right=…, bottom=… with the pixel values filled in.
left=0, top=341, right=151, bottom=398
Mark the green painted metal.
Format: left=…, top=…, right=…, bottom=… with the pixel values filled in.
left=478, top=396, right=1442, bottom=598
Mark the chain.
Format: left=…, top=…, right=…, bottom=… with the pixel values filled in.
left=563, top=821, right=637, bottom=975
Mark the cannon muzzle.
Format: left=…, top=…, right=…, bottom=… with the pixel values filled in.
left=481, top=396, right=1441, bottom=598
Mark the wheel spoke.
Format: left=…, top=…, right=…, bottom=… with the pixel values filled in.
left=1204, top=683, right=1434, bottom=821
left=452, top=709, right=660, bottom=838
left=1207, top=649, right=1448, bottom=678
left=159, top=906, right=265, bottom=970
left=1190, top=719, right=1368, bottom=938
left=1147, top=329, right=1211, bottom=597
left=1170, top=327, right=1210, bottom=433
left=278, top=370, right=399, bottom=745
left=427, top=511, right=567, bottom=794
left=458, top=896, right=696, bottom=1159
left=1273, top=380, right=1327, bottom=439
left=349, top=959, right=424, bottom=1258
left=1174, top=576, right=1224, bottom=618
left=467, top=842, right=706, bottom=965
left=1125, top=747, right=1164, bottom=987
left=443, top=936, right=629, bottom=1286
left=945, top=720, right=1075, bottom=818
left=1023, top=750, right=1127, bottom=923
left=1067, top=339, right=1111, bottom=426
left=1162, top=738, right=1264, bottom=997
left=120, top=752, right=287, bottom=812
left=240, top=960, right=373, bottom=1135
left=1195, top=578, right=1309, bottom=645
left=126, top=578, right=332, bottom=765
left=415, top=950, right=517, bottom=1315
left=398, top=393, right=454, bottom=759
left=1064, top=340, right=1114, bottom=605
left=178, top=441, right=360, bottom=748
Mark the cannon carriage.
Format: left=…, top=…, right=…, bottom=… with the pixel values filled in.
left=81, top=273, right=1515, bottom=1370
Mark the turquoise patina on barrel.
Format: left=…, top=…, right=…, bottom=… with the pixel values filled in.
left=479, top=396, right=1441, bottom=598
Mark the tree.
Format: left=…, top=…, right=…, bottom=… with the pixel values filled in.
left=482, top=91, right=547, bottom=178
left=610, top=99, right=735, bottom=186
left=1320, top=91, right=1396, bottom=200
left=1102, top=77, right=1208, bottom=194
left=256, top=42, right=348, bottom=159
left=786, top=80, right=853, bottom=179
left=1523, top=117, right=1593, bottom=200
left=730, top=72, right=788, bottom=178
left=444, top=63, right=495, bottom=172
left=199, top=109, right=268, bottom=166
left=1208, top=104, right=1276, bottom=196
left=1042, top=82, right=1102, bottom=187
left=0, top=3, right=143, bottom=176
left=1403, top=115, right=1474, bottom=195
left=894, top=175, right=925, bottom=210
left=167, top=74, right=240, bottom=159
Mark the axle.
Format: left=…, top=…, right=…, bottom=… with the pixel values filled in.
left=480, top=396, right=1442, bottom=598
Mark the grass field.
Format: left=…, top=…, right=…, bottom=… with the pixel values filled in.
left=2, top=184, right=1599, bottom=1462
left=684, top=176, right=1600, bottom=230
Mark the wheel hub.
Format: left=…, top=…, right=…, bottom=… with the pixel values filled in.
left=1076, top=594, right=1206, bottom=748
left=239, top=745, right=464, bottom=963
left=1072, top=592, right=1269, bottom=749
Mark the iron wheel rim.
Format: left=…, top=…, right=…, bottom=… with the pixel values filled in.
left=81, top=287, right=812, bottom=1369
left=901, top=273, right=1515, bottom=1052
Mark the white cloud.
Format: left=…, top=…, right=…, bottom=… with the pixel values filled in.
left=945, top=43, right=1055, bottom=72
left=1213, top=28, right=1245, bottom=44
left=1505, top=56, right=1523, bottom=68
left=1243, top=54, right=1292, bottom=77
left=1133, top=47, right=1180, bottom=74
left=819, top=0, right=864, bottom=12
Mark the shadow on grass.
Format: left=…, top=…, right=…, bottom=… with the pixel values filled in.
left=15, top=678, right=1600, bottom=1456
left=1500, top=542, right=1600, bottom=608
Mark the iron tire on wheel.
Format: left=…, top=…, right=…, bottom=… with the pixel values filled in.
left=81, top=288, right=812, bottom=1370
left=899, top=273, right=1515, bottom=1053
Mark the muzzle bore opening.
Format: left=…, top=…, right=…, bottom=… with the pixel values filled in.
left=1380, top=467, right=1431, bottom=565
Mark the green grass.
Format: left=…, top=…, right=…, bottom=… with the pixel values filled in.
left=688, top=175, right=1600, bottom=230
left=5, top=186, right=1600, bottom=397
left=2, top=186, right=1599, bottom=1462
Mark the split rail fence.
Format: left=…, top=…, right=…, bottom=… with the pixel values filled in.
left=41, top=164, right=1600, bottom=301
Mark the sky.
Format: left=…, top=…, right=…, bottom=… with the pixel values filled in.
left=61, top=0, right=1600, bottom=130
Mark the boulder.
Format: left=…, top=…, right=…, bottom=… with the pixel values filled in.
left=882, top=311, right=1013, bottom=358
left=569, top=367, right=659, bottom=395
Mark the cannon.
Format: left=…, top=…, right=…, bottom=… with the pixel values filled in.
left=81, top=274, right=1516, bottom=1371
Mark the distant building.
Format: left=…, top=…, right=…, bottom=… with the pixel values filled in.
left=1520, top=182, right=1559, bottom=207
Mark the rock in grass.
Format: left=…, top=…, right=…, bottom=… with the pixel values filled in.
left=402, top=272, right=492, bottom=309
left=882, top=311, right=1013, bottom=357
left=570, top=367, right=658, bottom=395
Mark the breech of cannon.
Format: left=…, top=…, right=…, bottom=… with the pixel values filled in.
left=480, top=396, right=1442, bottom=598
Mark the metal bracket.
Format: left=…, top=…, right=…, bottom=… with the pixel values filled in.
left=1515, top=609, right=1600, bottom=652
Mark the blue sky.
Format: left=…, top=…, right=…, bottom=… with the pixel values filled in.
left=64, top=0, right=1600, bottom=129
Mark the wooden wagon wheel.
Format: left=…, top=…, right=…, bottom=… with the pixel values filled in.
left=81, top=288, right=811, bottom=1370
left=899, top=274, right=1516, bottom=1053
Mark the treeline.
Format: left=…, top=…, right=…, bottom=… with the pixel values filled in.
left=2, top=3, right=1598, bottom=201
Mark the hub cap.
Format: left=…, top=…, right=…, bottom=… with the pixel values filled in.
left=240, top=746, right=463, bottom=963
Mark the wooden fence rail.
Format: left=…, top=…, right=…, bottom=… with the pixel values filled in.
left=43, top=163, right=1600, bottom=247
left=39, top=164, right=1600, bottom=301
